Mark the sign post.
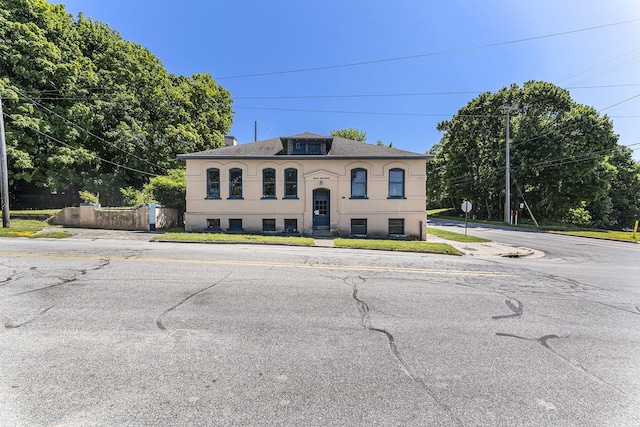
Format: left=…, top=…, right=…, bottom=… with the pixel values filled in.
left=461, top=201, right=472, bottom=238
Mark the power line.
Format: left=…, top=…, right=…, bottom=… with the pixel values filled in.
left=216, top=18, right=640, bottom=80
left=234, top=91, right=482, bottom=100
left=234, top=84, right=640, bottom=99
left=442, top=142, right=640, bottom=188
left=557, top=47, right=640, bottom=86
left=2, top=111, right=159, bottom=177
left=599, top=92, right=640, bottom=111
left=234, top=106, right=456, bottom=117
left=10, top=83, right=639, bottom=102
left=8, top=87, right=165, bottom=172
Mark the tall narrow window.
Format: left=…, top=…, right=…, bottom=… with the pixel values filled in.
left=351, top=168, right=367, bottom=198
left=284, top=168, right=297, bottom=198
left=388, top=168, right=405, bottom=198
left=262, top=168, right=276, bottom=198
left=229, top=168, right=243, bottom=199
left=206, top=168, right=220, bottom=199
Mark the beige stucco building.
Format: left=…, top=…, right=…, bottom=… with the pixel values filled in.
left=179, top=132, right=432, bottom=239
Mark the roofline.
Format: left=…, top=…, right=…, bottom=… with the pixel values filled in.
left=177, top=154, right=433, bottom=160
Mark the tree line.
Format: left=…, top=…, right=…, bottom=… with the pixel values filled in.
left=0, top=0, right=233, bottom=207
left=427, top=81, right=640, bottom=230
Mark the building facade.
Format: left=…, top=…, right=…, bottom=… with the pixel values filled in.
left=178, top=132, right=431, bottom=239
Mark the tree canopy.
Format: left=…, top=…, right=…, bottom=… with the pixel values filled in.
left=0, top=0, right=233, bottom=206
left=427, top=81, right=638, bottom=227
left=330, top=128, right=367, bottom=142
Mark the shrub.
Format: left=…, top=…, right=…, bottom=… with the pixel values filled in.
left=79, top=190, right=99, bottom=205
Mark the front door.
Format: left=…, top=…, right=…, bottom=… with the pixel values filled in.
left=312, top=188, right=330, bottom=229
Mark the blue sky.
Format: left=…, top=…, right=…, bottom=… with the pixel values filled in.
left=57, top=1, right=640, bottom=158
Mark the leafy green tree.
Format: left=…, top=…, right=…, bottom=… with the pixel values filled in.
left=0, top=0, right=233, bottom=207
left=431, top=81, right=618, bottom=222
left=330, top=128, right=367, bottom=142
left=587, top=145, right=640, bottom=229
left=144, top=169, right=186, bottom=221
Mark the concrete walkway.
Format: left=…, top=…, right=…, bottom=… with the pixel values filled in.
left=425, top=234, right=544, bottom=258
left=312, top=238, right=336, bottom=248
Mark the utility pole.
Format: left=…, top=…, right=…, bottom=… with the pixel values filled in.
left=0, top=96, right=10, bottom=228
left=501, top=105, right=516, bottom=224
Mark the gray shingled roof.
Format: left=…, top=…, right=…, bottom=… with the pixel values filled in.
left=178, top=132, right=432, bottom=160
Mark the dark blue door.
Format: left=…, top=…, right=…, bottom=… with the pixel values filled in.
left=313, top=189, right=330, bottom=229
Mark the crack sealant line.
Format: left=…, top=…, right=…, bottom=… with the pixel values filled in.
left=156, top=272, right=232, bottom=331
left=351, top=284, right=463, bottom=427
left=496, top=333, right=631, bottom=398
left=3, top=305, right=53, bottom=329
left=9, top=259, right=110, bottom=296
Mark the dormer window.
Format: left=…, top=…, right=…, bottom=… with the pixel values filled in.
left=307, top=142, right=321, bottom=154
left=286, top=138, right=330, bottom=155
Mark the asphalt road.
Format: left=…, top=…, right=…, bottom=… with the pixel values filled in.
left=1, top=236, right=639, bottom=426
left=429, top=218, right=640, bottom=291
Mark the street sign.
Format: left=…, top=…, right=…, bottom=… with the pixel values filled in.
left=461, top=201, right=472, bottom=238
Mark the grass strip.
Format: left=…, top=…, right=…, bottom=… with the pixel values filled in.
left=31, top=231, right=73, bottom=239
left=334, top=238, right=461, bottom=255
left=155, top=232, right=315, bottom=246
left=0, top=219, right=69, bottom=238
left=426, top=227, right=490, bottom=243
left=553, top=230, right=638, bottom=242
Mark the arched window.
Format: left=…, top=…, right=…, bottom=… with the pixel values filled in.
left=284, top=168, right=298, bottom=198
left=350, top=168, right=367, bottom=198
left=262, top=168, right=276, bottom=198
left=388, top=168, right=405, bottom=198
left=206, top=168, right=220, bottom=199
left=229, top=168, right=243, bottom=199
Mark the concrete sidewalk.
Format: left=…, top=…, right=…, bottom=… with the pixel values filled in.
left=39, top=227, right=543, bottom=257
left=424, top=234, right=544, bottom=258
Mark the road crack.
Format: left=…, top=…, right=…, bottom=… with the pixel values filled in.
left=496, top=332, right=630, bottom=397
left=348, top=276, right=463, bottom=427
left=11, top=259, right=110, bottom=296
left=0, top=270, right=17, bottom=288
left=492, top=298, right=524, bottom=319
left=156, top=272, right=231, bottom=330
left=3, top=305, right=54, bottom=329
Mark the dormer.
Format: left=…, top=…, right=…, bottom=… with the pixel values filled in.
left=281, top=136, right=333, bottom=155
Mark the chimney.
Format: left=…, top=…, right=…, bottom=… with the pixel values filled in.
left=224, top=136, right=237, bottom=147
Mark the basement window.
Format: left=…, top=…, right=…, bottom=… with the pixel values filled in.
left=262, top=219, right=276, bottom=232
left=388, top=218, right=405, bottom=235
left=228, top=218, right=243, bottom=231
left=284, top=219, right=298, bottom=233
left=351, top=219, right=367, bottom=236
left=207, top=218, right=221, bottom=230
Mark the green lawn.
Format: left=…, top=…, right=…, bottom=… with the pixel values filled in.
left=553, top=229, right=639, bottom=242
left=3, top=209, right=60, bottom=221
left=0, top=219, right=70, bottom=238
left=425, top=227, right=490, bottom=243
left=334, top=238, right=461, bottom=255
left=154, top=232, right=315, bottom=246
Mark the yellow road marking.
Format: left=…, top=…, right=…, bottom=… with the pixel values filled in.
left=0, top=251, right=513, bottom=277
